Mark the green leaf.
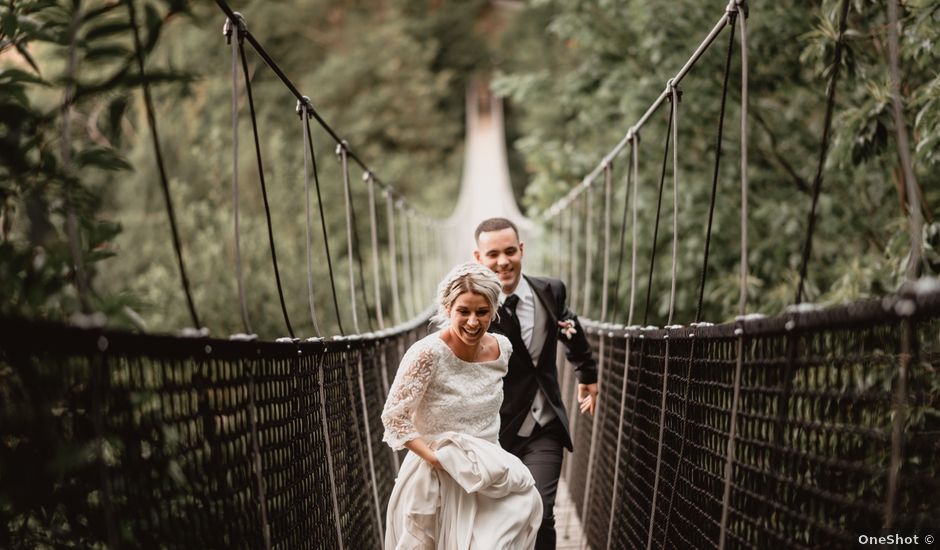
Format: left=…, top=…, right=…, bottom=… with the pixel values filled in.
left=83, top=21, right=131, bottom=41
left=75, top=147, right=131, bottom=171
left=1, top=10, right=17, bottom=38
left=14, top=41, right=41, bottom=74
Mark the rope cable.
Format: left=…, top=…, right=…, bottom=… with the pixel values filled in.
left=600, top=163, right=613, bottom=322
left=226, top=15, right=252, bottom=335
left=610, top=138, right=635, bottom=323
left=739, top=3, right=749, bottom=317
left=794, top=0, right=850, bottom=305
left=304, top=118, right=345, bottom=335
left=386, top=190, right=403, bottom=325
left=667, top=80, right=681, bottom=326
left=237, top=40, right=294, bottom=338
left=129, top=0, right=200, bottom=329
left=356, top=353, right=384, bottom=543
left=298, top=100, right=321, bottom=336
left=347, top=172, right=376, bottom=333
left=366, top=173, right=386, bottom=330
left=583, top=184, right=596, bottom=317
left=317, top=355, right=346, bottom=550
left=339, top=144, right=361, bottom=334
left=643, top=106, right=674, bottom=326
left=696, top=13, right=737, bottom=322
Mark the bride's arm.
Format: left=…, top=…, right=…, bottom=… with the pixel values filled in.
left=381, top=343, right=441, bottom=470
left=404, top=438, right=442, bottom=470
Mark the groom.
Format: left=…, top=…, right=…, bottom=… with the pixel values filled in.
left=474, top=217, right=598, bottom=550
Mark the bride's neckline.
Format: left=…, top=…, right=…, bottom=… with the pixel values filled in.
left=435, top=331, right=503, bottom=364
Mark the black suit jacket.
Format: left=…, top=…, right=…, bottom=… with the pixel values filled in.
left=489, top=275, right=597, bottom=451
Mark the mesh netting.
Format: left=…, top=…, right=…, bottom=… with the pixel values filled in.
left=562, top=291, right=940, bottom=549
left=2, top=291, right=938, bottom=548
left=0, top=318, right=424, bottom=549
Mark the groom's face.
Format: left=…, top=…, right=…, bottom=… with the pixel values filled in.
left=474, top=227, right=524, bottom=294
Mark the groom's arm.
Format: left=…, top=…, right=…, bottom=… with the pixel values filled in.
left=553, top=279, right=597, bottom=385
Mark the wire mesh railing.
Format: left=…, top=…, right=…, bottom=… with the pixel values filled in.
left=0, top=314, right=430, bottom=549
left=561, top=285, right=940, bottom=549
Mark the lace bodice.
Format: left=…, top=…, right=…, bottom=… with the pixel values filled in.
left=381, top=331, right=512, bottom=450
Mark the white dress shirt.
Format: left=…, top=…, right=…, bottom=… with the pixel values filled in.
left=500, top=276, right=556, bottom=437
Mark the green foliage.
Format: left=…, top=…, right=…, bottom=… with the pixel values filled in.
left=495, top=0, right=940, bottom=325
left=0, top=0, right=191, bottom=327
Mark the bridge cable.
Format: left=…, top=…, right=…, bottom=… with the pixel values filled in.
left=356, top=351, right=385, bottom=543
left=317, top=355, right=346, bottom=550
left=304, top=113, right=346, bottom=336
left=646, top=78, right=683, bottom=550
left=225, top=14, right=252, bottom=335
left=719, top=5, right=749, bottom=548
left=298, top=100, right=322, bottom=336
left=794, top=0, right=850, bottom=305
left=398, top=205, right=413, bottom=319
left=610, top=137, right=635, bottom=323
left=349, top=191, right=376, bottom=333
left=642, top=104, right=675, bottom=326
left=606, top=134, right=640, bottom=549
left=600, top=163, right=613, bottom=322
left=662, top=11, right=737, bottom=547
left=365, top=173, right=386, bottom=330
left=339, top=145, right=361, bottom=333
left=128, top=0, right=201, bottom=329
left=386, top=191, right=403, bottom=325
left=695, top=11, right=736, bottom=323
left=583, top=182, right=596, bottom=317
left=580, top=162, right=615, bottom=549
left=237, top=37, right=294, bottom=338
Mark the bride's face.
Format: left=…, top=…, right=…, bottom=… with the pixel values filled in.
left=448, top=291, right=493, bottom=347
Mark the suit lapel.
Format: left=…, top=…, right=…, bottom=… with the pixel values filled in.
left=527, top=276, right=560, bottom=369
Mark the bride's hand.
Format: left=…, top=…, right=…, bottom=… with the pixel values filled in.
left=426, top=453, right=443, bottom=471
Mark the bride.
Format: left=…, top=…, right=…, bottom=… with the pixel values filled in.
left=382, top=262, right=542, bottom=549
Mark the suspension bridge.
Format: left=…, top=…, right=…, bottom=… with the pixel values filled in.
left=1, top=1, right=938, bottom=549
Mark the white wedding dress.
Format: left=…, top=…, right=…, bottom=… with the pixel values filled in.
left=382, top=331, right=542, bottom=549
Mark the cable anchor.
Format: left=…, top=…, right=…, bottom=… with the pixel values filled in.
left=296, top=96, right=312, bottom=119
left=222, top=12, right=247, bottom=45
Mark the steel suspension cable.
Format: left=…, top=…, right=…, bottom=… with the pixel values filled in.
left=352, top=205, right=376, bottom=333
left=225, top=15, right=252, bottom=335
left=696, top=12, right=737, bottom=322
left=338, top=145, right=361, bottom=334
left=667, top=80, right=681, bottom=326
left=794, top=0, right=850, bottom=305
left=738, top=1, right=749, bottom=318
left=129, top=0, right=200, bottom=329
left=365, top=173, right=386, bottom=330
left=600, top=163, right=613, bottom=322
left=317, top=355, right=345, bottom=550
left=642, top=106, right=674, bottom=326
left=298, top=100, right=321, bottom=336
left=719, top=6, right=749, bottom=548
left=610, top=138, right=635, bottom=323
left=237, top=39, right=294, bottom=338
left=386, top=191, right=402, bottom=325
left=304, top=116, right=345, bottom=336
left=583, top=183, right=596, bottom=317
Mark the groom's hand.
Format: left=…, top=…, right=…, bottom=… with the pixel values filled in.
left=578, top=383, right=598, bottom=416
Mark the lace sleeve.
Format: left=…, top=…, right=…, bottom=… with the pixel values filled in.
left=381, top=342, right=436, bottom=450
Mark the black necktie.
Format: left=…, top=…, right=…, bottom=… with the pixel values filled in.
left=501, top=294, right=521, bottom=337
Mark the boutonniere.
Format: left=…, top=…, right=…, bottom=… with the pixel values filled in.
left=558, top=319, right=577, bottom=340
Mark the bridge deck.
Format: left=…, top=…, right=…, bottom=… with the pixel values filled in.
left=555, top=477, right=589, bottom=550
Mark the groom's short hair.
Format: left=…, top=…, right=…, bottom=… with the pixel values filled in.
left=474, top=217, right=519, bottom=243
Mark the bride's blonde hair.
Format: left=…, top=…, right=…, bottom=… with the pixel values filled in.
left=430, top=262, right=501, bottom=329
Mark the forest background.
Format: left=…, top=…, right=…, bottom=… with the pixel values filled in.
left=1, top=0, right=938, bottom=339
